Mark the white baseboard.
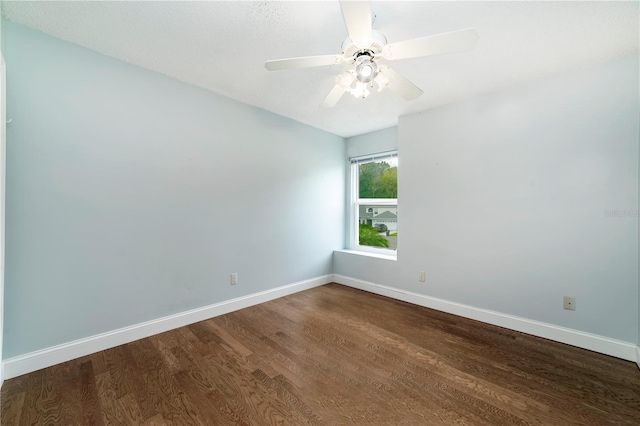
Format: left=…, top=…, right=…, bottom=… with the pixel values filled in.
left=3, top=275, right=332, bottom=380
left=333, top=274, right=638, bottom=362
left=4, top=274, right=637, bottom=380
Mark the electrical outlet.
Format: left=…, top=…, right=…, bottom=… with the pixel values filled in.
left=419, top=271, right=426, bottom=282
left=563, top=296, right=575, bottom=311
left=230, top=273, right=238, bottom=285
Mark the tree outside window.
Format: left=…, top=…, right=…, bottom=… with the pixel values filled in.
left=351, top=153, right=397, bottom=252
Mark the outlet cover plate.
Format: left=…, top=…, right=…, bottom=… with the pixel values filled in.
left=563, top=296, right=575, bottom=311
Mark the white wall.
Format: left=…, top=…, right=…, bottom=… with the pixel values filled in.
left=3, top=21, right=345, bottom=359
left=336, top=54, right=639, bottom=345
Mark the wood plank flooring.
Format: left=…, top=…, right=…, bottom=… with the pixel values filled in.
left=2, top=283, right=640, bottom=425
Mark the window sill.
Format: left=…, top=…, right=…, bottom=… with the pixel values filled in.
left=334, top=249, right=397, bottom=261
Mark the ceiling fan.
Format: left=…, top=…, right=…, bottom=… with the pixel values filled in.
left=265, top=1, right=479, bottom=108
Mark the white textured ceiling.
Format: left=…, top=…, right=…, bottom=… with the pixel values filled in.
left=3, top=1, right=639, bottom=137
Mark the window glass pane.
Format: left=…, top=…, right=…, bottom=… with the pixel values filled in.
left=352, top=152, right=398, bottom=253
left=358, top=204, right=397, bottom=249
left=358, top=158, right=397, bottom=199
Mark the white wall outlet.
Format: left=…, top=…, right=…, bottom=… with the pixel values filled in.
left=563, top=296, right=575, bottom=311
left=419, top=271, right=426, bottom=282
left=230, top=273, right=238, bottom=285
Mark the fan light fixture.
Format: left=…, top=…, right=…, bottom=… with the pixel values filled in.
left=355, top=54, right=377, bottom=83
left=351, top=81, right=371, bottom=98
left=350, top=53, right=378, bottom=99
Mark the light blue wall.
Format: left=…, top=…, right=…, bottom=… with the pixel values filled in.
left=346, top=126, right=397, bottom=158
left=3, top=21, right=345, bottom=358
left=0, top=11, right=5, bottom=385
left=336, top=54, right=640, bottom=343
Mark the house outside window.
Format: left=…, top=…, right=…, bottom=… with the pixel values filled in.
left=350, top=151, right=398, bottom=254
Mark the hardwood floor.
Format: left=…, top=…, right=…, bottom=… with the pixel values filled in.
left=2, top=283, right=639, bottom=425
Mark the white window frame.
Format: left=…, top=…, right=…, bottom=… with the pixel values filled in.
left=349, top=151, right=398, bottom=256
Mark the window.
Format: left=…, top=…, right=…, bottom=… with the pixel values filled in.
left=350, top=151, right=397, bottom=254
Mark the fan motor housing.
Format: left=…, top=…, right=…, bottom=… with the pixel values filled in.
left=341, top=30, right=387, bottom=60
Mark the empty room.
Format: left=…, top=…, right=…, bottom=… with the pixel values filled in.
left=0, top=1, right=639, bottom=425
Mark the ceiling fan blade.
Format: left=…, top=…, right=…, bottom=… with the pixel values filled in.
left=265, top=54, right=343, bottom=71
left=340, top=1, right=372, bottom=47
left=382, top=28, right=479, bottom=61
left=379, top=67, right=423, bottom=101
left=321, top=84, right=347, bottom=108
left=321, top=72, right=355, bottom=108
